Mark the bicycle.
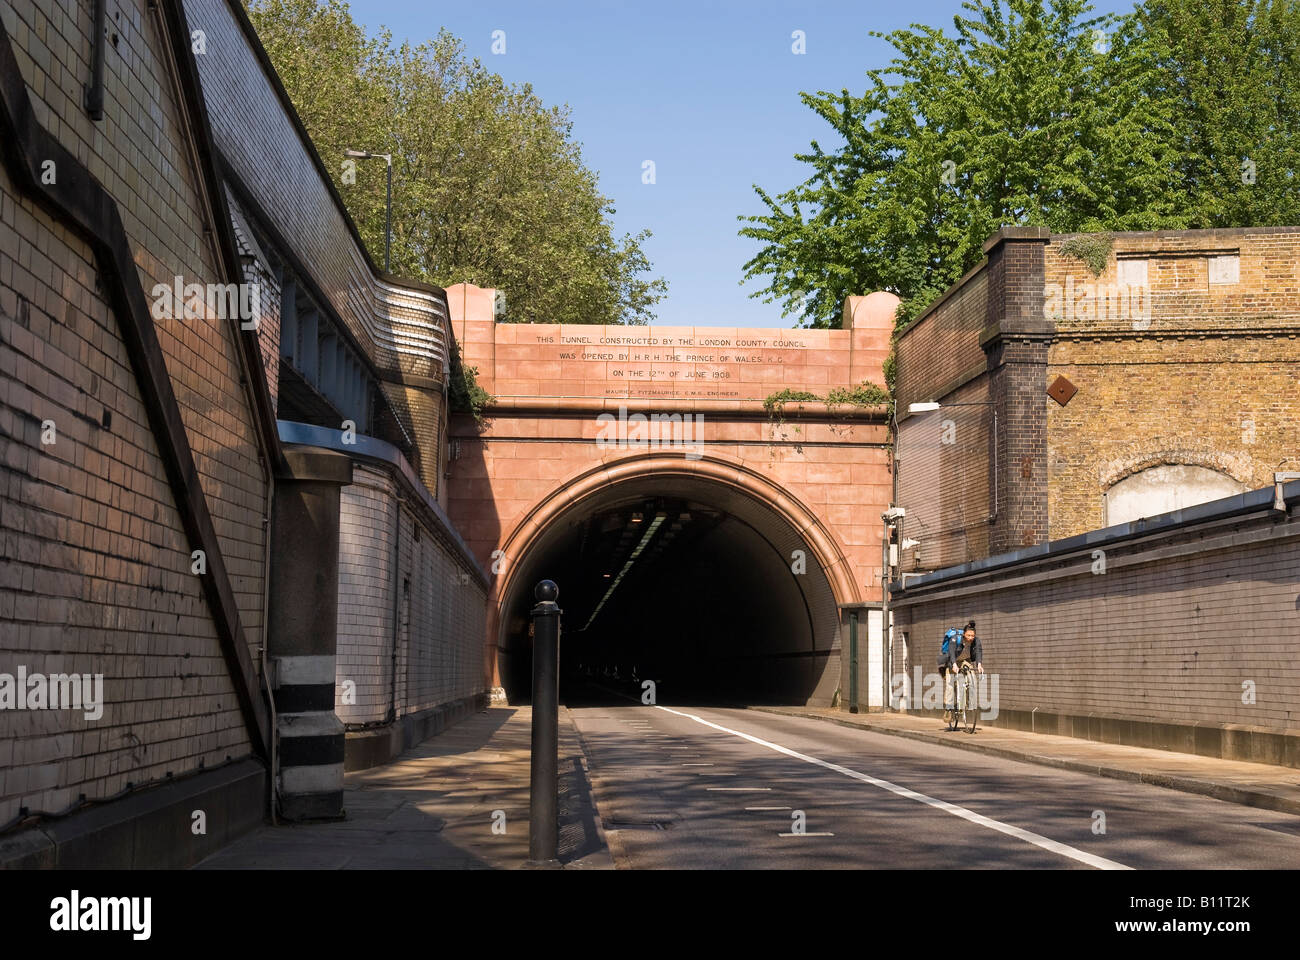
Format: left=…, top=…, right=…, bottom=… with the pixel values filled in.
left=954, top=661, right=979, bottom=734
left=942, top=667, right=961, bottom=732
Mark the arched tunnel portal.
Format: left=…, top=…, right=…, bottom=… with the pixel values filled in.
left=494, top=461, right=855, bottom=707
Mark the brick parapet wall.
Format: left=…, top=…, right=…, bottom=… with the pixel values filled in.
left=183, top=0, right=449, bottom=390
left=1045, top=227, right=1300, bottom=332
left=888, top=266, right=990, bottom=412
left=987, top=334, right=1051, bottom=553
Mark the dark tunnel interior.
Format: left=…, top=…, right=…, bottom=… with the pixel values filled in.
left=497, top=480, right=841, bottom=708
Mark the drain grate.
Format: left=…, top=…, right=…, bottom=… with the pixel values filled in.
left=604, top=819, right=671, bottom=831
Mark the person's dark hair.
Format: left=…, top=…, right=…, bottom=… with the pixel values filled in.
left=965, top=621, right=976, bottom=633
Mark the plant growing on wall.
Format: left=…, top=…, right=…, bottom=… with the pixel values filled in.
left=763, top=381, right=889, bottom=430
left=1059, top=232, right=1114, bottom=276
left=825, top=381, right=890, bottom=410
left=448, top=347, right=493, bottom=423
left=762, top=388, right=819, bottom=422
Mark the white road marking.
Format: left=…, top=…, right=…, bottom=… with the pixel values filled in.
left=779, top=832, right=835, bottom=837
left=657, top=705, right=1131, bottom=871
left=680, top=762, right=714, bottom=766
left=746, top=806, right=792, bottom=811
left=706, top=787, right=771, bottom=792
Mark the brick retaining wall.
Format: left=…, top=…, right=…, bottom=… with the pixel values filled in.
left=890, top=482, right=1300, bottom=766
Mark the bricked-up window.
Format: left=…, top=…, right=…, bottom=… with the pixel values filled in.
left=1117, top=258, right=1149, bottom=286
left=1208, top=254, right=1240, bottom=285
left=1103, top=464, right=1248, bottom=527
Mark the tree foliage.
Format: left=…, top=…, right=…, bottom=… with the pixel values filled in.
left=739, top=0, right=1300, bottom=328
left=246, top=0, right=666, bottom=324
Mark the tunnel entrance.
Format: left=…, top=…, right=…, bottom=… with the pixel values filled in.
left=496, top=472, right=845, bottom=708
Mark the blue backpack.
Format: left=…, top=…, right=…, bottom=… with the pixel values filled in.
left=940, top=626, right=963, bottom=659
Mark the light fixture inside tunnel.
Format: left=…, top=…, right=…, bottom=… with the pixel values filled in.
left=581, top=511, right=667, bottom=631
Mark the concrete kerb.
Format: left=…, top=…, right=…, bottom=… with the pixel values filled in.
left=557, top=707, right=617, bottom=870
left=565, top=708, right=629, bottom=871
left=748, top=707, right=1300, bottom=818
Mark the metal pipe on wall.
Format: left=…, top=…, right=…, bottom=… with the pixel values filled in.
left=85, top=0, right=105, bottom=120
left=388, top=492, right=406, bottom=724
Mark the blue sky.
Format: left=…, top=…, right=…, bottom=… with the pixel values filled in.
left=347, top=1, right=1135, bottom=328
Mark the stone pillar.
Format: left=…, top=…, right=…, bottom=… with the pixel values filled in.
left=843, top=290, right=899, bottom=389
left=444, top=283, right=499, bottom=700
left=267, top=445, right=353, bottom=820
left=445, top=282, right=498, bottom=395
left=979, top=227, right=1053, bottom=554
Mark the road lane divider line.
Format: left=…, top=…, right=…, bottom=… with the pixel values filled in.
left=656, top=705, right=1131, bottom=871
left=779, top=832, right=835, bottom=837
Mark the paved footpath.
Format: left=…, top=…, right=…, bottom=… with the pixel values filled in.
left=196, top=707, right=612, bottom=870
left=751, top=706, right=1300, bottom=816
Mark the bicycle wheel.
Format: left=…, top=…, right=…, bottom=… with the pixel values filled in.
left=965, top=670, right=979, bottom=734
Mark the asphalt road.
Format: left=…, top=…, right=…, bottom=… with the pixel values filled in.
left=568, top=700, right=1300, bottom=869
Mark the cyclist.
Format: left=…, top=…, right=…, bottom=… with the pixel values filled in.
left=951, top=621, right=984, bottom=727
left=938, top=626, right=958, bottom=725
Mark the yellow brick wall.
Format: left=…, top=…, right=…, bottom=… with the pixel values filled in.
left=1045, top=229, right=1300, bottom=537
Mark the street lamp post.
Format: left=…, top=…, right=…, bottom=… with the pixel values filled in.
left=344, top=149, right=392, bottom=272
left=881, top=506, right=905, bottom=710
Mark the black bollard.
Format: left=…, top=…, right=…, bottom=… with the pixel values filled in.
left=528, top=579, right=562, bottom=865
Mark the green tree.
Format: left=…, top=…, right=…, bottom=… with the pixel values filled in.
left=1136, top=0, right=1300, bottom=228
left=739, top=0, right=1297, bottom=328
left=246, top=0, right=666, bottom=324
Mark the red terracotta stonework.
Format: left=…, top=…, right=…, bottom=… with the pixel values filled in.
left=444, top=285, right=898, bottom=693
